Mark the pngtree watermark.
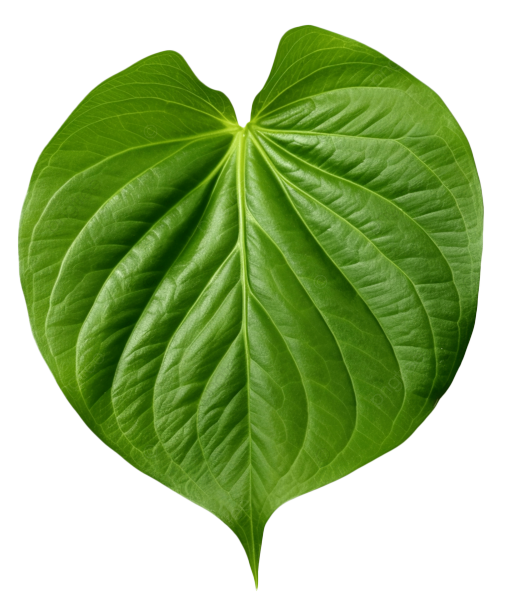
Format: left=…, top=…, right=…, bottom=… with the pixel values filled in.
left=199, top=30, right=250, bottom=82
left=367, top=500, right=421, bottom=557
left=47, top=500, right=101, bottom=557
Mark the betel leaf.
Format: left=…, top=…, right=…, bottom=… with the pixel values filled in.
left=19, top=25, right=483, bottom=585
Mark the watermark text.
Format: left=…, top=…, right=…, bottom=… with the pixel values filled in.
left=367, top=500, right=421, bottom=557
left=47, top=500, right=101, bottom=557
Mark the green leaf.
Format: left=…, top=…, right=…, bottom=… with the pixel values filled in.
left=19, top=25, right=483, bottom=585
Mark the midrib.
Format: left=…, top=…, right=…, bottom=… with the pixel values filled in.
left=235, top=128, right=257, bottom=580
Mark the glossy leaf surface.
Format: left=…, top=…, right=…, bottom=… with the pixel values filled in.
left=19, top=26, right=483, bottom=584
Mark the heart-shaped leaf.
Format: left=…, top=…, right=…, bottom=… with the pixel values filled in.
left=19, top=25, right=483, bottom=585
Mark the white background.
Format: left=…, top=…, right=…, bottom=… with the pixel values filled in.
left=2, top=0, right=509, bottom=606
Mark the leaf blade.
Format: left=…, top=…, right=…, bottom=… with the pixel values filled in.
left=19, top=26, right=483, bottom=585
